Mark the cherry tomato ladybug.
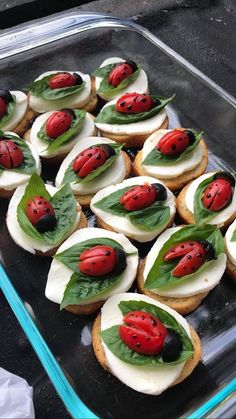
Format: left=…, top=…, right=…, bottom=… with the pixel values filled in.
left=108, top=60, right=137, bottom=87
left=119, top=311, right=167, bottom=356
left=45, top=110, right=73, bottom=139
left=163, top=240, right=215, bottom=277
left=202, top=173, right=234, bottom=211
left=120, top=183, right=167, bottom=211
left=72, top=144, right=115, bottom=178
left=157, top=129, right=193, bottom=155
left=26, top=196, right=57, bottom=233
left=49, top=72, right=83, bottom=90
left=116, top=93, right=154, bottom=113
left=0, top=138, right=24, bottom=169
left=78, top=245, right=127, bottom=276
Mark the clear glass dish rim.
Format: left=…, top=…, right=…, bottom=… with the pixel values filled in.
left=0, top=11, right=235, bottom=419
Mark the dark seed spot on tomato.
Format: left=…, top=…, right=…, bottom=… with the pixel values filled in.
left=136, top=343, right=141, bottom=348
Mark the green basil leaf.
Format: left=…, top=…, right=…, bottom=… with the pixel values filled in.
left=100, top=300, right=193, bottom=366
left=95, top=95, right=174, bottom=125
left=94, top=185, right=171, bottom=231
left=96, top=65, right=141, bottom=98
left=57, top=237, right=132, bottom=309
left=231, top=229, right=236, bottom=242
left=62, top=142, right=123, bottom=185
left=0, top=132, right=36, bottom=175
left=28, top=73, right=85, bottom=100
left=55, top=237, right=125, bottom=273
left=43, top=183, right=78, bottom=246
left=144, top=224, right=224, bottom=290
left=17, top=174, right=51, bottom=243
left=92, top=63, right=117, bottom=78
left=143, top=130, right=202, bottom=166
left=194, top=174, right=219, bottom=225
left=38, top=109, right=86, bottom=153
left=0, top=95, right=16, bottom=130
left=17, top=174, right=77, bottom=245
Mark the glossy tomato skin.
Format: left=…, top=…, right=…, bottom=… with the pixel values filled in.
left=48, top=72, right=83, bottom=89
left=157, top=130, right=190, bottom=155
left=116, top=93, right=154, bottom=113
left=78, top=245, right=127, bottom=277
left=120, top=183, right=167, bottom=211
left=45, top=110, right=73, bottom=139
left=108, top=62, right=136, bottom=87
left=26, top=196, right=57, bottom=233
left=202, top=178, right=233, bottom=211
left=119, top=311, right=167, bottom=356
left=72, top=144, right=115, bottom=178
left=0, top=138, right=24, bottom=169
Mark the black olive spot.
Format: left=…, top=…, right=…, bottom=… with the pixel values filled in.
left=136, top=343, right=141, bottom=348
left=92, top=262, right=96, bottom=265
left=151, top=319, right=157, bottom=326
left=189, top=242, right=193, bottom=246
left=102, top=259, right=106, bottom=263
left=145, top=336, right=150, bottom=341
left=181, top=245, right=184, bottom=248
left=120, top=101, right=125, bottom=107
left=105, top=251, right=111, bottom=256
left=133, top=196, right=138, bottom=200
left=171, top=144, right=177, bottom=150
left=96, top=155, right=101, bottom=160
left=40, top=196, right=43, bottom=199
left=141, top=98, right=147, bottom=102
left=191, top=267, right=195, bottom=271
left=183, top=266, right=186, bottom=270
left=45, top=208, right=50, bottom=213
left=88, top=153, right=92, bottom=157
left=28, top=204, right=31, bottom=207
left=141, top=315, right=145, bottom=320
left=197, top=253, right=203, bottom=257
left=132, top=334, right=137, bottom=339
left=33, top=209, right=37, bottom=213
left=57, top=114, right=61, bottom=118
left=206, top=193, right=211, bottom=198
left=127, top=105, right=132, bottom=110
left=38, top=201, right=42, bottom=205
left=187, top=255, right=192, bottom=260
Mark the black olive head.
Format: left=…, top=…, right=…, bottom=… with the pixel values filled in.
left=100, top=144, right=116, bottom=158
left=35, top=214, right=57, bottom=233
left=0, top=89, right=13, bottom=104
left=114, top=248, right=127, bottom=274
left=199, top=240, right=216, bottom=260
left=61, top=108, right=75, bottom=119
left=125, top=60, right=138, bottom=72
left=184, top=129, right=196, bottom=143
left=162, top=329, right=183, bottom=362
left=72, top=73, right=83, bottom=86
left=152, top=183, right=167, bottom=201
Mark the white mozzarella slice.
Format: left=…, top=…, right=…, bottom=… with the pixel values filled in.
left=90, top=176, right=176, bottom=242
left=143, top=226, right=226, bottom=297
left=1, top=91, right=28, bottom=131
left=141, top=129, right=203, bottom=178
left=29, top=71, right=92, bottom=113
left=29, top=111, right=95, bottom=158
left=6, top=184, right=80, bottom=254
left=45, top=228, right=138, bottom=304
left=95, top=57, right=148, bottom=101
left=100, top=292, right=190, bottom=395
left=225, top=219, right=236, bottom=265
left=55, top=136, right=126, bottom=195
left=185, top=172, right=236, bottom=226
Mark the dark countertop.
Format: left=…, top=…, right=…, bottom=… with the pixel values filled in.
left=0, top=1, right=235, bottom=418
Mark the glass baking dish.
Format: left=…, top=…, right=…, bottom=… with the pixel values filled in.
left=0, top=12, right=236, bottom=419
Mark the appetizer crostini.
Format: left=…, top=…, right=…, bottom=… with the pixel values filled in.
left=0, top=89, right=35, bottom=136
left=225, top=219, right=236, bottom=282
left=90, top=176, right=176, bottom=243
left=6, top=174, right=87, bottom=256
left=55, top=136, right=132, bottom=207
left=45, top=228, right=139, bottom=314
left=133, top=128, right=208, bottom=191
left=92, top=57, right=148, bottom=101
left=95, top=92, right=172, bottom=147
left=177, top=172, right=236, bottom=230
left=137, top=224, right=226, bottom=314
left=28, top=71, right=98, bottom=113
left=0, top=131, right=41, bottom=198
left=24, top=108, right=96, bottom=165
left=92, top=292, right=201, bottom=394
